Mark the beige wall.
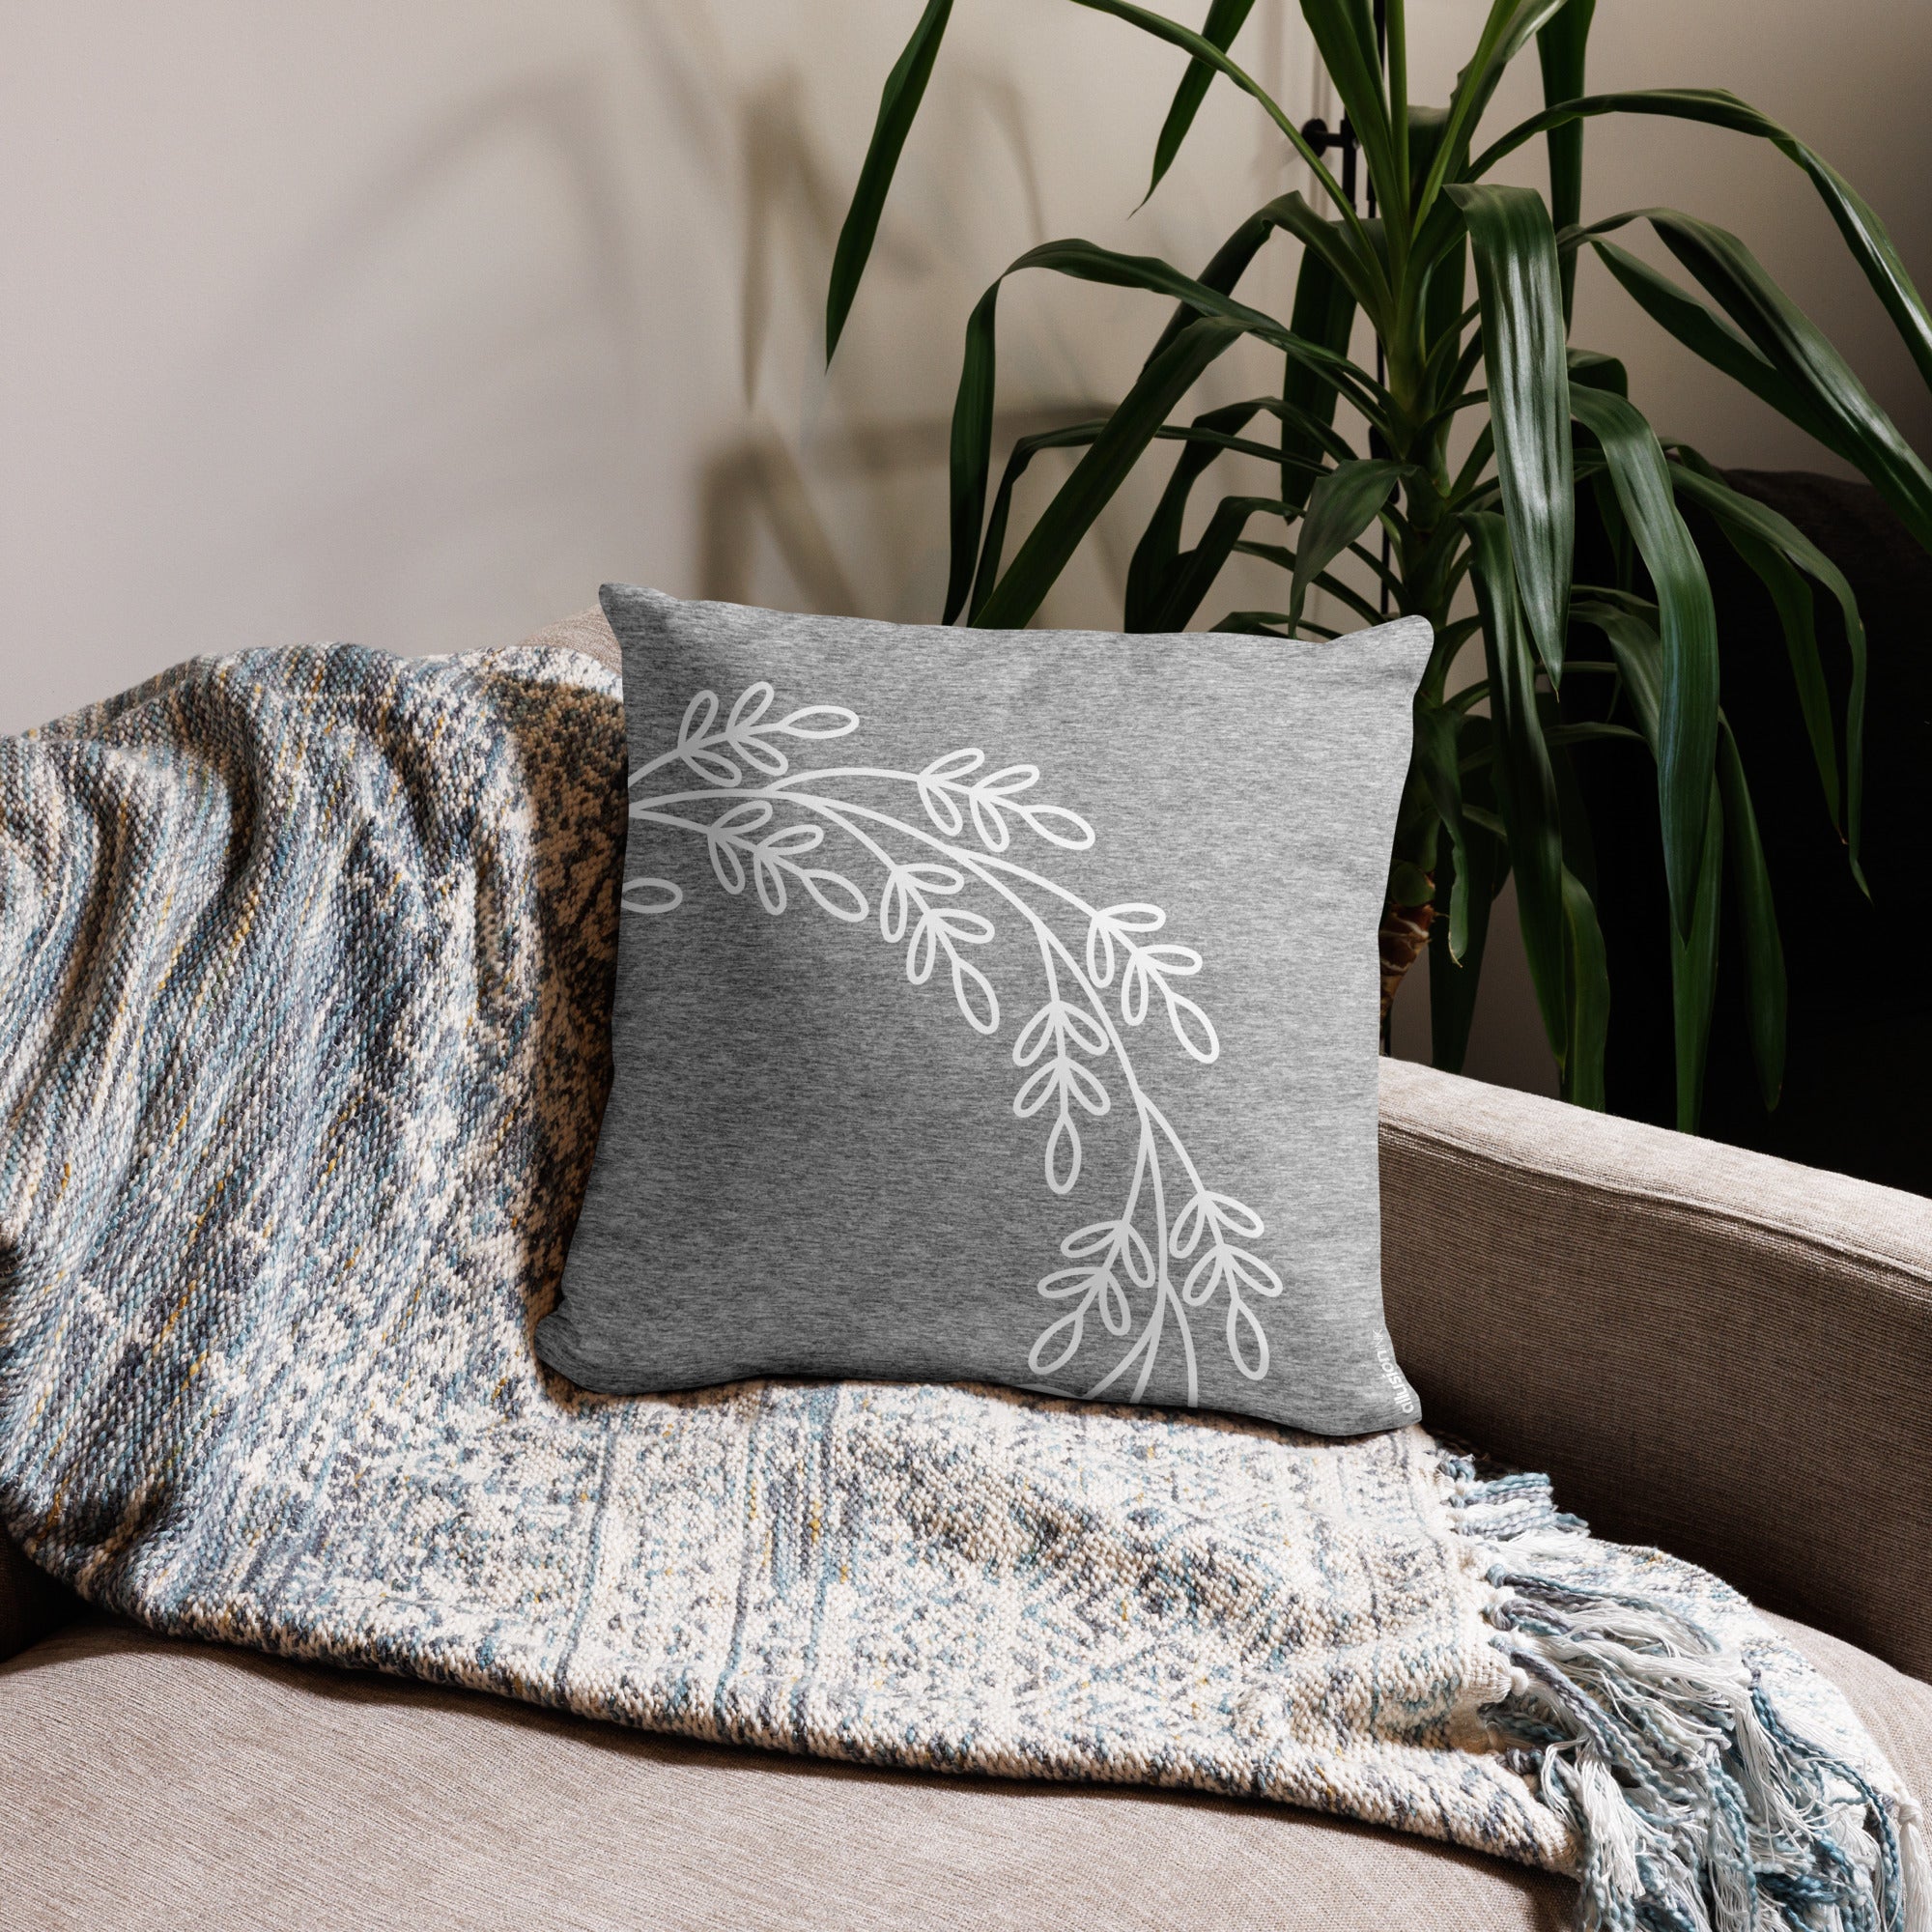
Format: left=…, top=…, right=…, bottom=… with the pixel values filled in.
left=5, top=1, right=1927, bottom=1091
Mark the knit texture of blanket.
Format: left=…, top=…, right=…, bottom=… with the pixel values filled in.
left=0, top=642, right=1923, bottom=1932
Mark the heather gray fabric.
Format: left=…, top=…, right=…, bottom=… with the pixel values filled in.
left=539, top=587, right=1432, bottom=1434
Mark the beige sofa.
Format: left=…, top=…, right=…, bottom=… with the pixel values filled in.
left=0, top=1057, right=1925, bottom=1930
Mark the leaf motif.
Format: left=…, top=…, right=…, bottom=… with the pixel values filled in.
left=1179, top=1247, right=1221, bottom=1303
left=879, top=870, right=910, bottom=943
left=933, top=907, right=995, bottom=945
left=1121, top=956, right=1151, bottom=1027
left=1204, top=1192, right=1263, bottom=1239
left=1226, top=1246, right=1283, bottom=1296
left=710, top=838, right=746, bottom=895
left=1037, top=1266, right=1098, bottom=1297
left=684, top=746, right=743, bottom=787
left=1012, top=1061, right=1062, bottom=1119
left=734, top=735, right=790, bottom=779
left=1165, top=992, right=1219, bottom=1063
left=1062, top=1005, right=1108, bottom=1056
left=758, top=824, right=826, bottom=858
left=981, top=764, right=1040, bottom=797
left=918, top=780, right=966, bottom=837
left=1102, top=902, right=1166, bottom=931
left=923, top=748, right=985, bottom=781
left=1058, top=1221, right=1122, bottom=1260
left=1044, top=1111, right=1082, bottom=1194
left=678, top=691, right=719, bottom=747
left=1028, top=1305, right=1088, bottom=1376
left=1169, top=1192, right=1210, bottom=1259
left=711, top=801, right=774, bottom=835
left=1064, top=1060, right=1110, bottom=1116
left=800, top=869, right=868, bottom=923
left=968, top=790, right=1012, bottom=851
left=906, top=917, right=939, bottom=984
left=753, top=856, right=787, bottom=917
left=951, top=954, right=1001, bottom=1035
left=1016, top=803, right=1096, bottom=849
left=1012, top=1003, right=1059, bottom=1068
left=621, top=876, right=683, bottom=916
left=1225, top=1293, right=1269, bottom=1379
left=777, top=705, right=860, bottom=738
left=1138, top=943, right=1203, bottom=978
left=1085, top=919, right=1117, bottom=987
left=901, top=862, right=965, bottom=895
left=727, top=682, right=775, bottom=732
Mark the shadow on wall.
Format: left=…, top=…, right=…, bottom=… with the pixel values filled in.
left=181, top=65, right=647, bottom=631
left=696, top=407, right=1122, bottom=614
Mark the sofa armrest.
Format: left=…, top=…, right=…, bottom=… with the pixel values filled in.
left=0, top=1532, right=78, bottom=1663
left=1378, top=1057, right=1932, bottom=1681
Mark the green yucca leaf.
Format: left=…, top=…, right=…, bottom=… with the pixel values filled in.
left=1004, top=238, right=1388, bottom=417
left=975, top=317, right=1246, bottom=628
left=1296, top=0, right=1403, bottom=231
left=1166, top=494, right=1405, bottom=631
left=1716, top=722, right=1788, bottom=1112
left=1535, top=0, right=1595, bottom=322
left=970, top=422, right=1106, bottom=624
left=1451, top=185, right=1574, bottom=679
left=1592, top=211, right=1932, bottom=551
left=1261, top=191, right=1393, bottom=331
left=946, top=234, right=1390, bottom=624
left=945, top=282, right=1002, bottom=624
left=1699, top=518, right=1837, bottom=837
left=1561, top=866, right=1610, bottom=1110
left=1142, top=194, right=1376, bottom=376
left=1159, top=495, right=1293, bottom=631
left=1065, top=0, right=1367, bottom=237
left=1144, top=0, right=1257, bottom=206
left=1572, top=603, right=1713, bottom=1126
left=1290, top=459, right=1407, bottom=632
left=1570, top=384, right=1719, bottom=938
left=1230, top=540, right=1386, bottom=626
left=1002, top=412, right=1319, bottom=630
left=1416, top=0, right=1575, bottom=224
left=1464, top=511, right=1569, bottom=1060
left=825, top=0, right=953, bottom=361
left=1567, top=347, right=1627, bottom=396
left=1212, top=611, right=1298, bottom=636
left=1670, top=781, right=1724, bottom=1131
left=1282, top=245, right=1361, bottom=508
left=1581, top=240, right=1849, bottom=460
left=1666, top=459, right=1870, bottom=889
left=1473, top=89, right=1932, bottom=392
left=1127, top=403, right=1279, bottom=630
left=1427, top=815, right=1498, bottom=1073
left=1413, top=694, right=1487, bottom=970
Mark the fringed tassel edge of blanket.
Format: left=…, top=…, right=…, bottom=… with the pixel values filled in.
left=1449, top=1458, right=1930, bottom=1932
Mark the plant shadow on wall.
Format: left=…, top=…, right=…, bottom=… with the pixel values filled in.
left=824, top=0, right=1932, bottom=1131
left=704, top=35, right=1134, bottom=625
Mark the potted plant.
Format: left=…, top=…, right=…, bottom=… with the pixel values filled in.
left=824, top=0, right=1932, bottom=1127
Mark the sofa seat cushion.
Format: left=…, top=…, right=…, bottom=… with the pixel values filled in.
left=1, top=1616, right=1923, bottom=1932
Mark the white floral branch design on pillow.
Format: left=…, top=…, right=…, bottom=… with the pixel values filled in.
left=624, top=682, right=1283, bottom=1406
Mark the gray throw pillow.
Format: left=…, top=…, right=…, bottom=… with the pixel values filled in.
left=539, top=585, right=1431, bottom=1435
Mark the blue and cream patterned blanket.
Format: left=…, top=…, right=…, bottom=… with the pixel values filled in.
left=0, top=641, right=1922, bottom=1932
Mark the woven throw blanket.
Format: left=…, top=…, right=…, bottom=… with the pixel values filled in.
left=1, top=643, right=1923, bottom=1932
